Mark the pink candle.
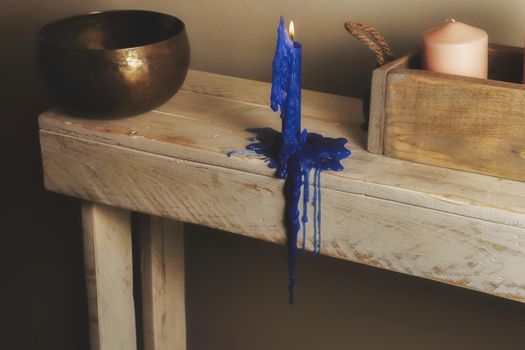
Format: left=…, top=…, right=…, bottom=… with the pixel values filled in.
left=422, top=19, right=488, bottom=79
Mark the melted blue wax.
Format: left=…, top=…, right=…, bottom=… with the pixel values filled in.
left=243, top=128, right=351, bottom=304
left=229, top=17, right=351, bottom=304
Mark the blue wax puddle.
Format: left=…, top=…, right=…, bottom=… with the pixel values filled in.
left=229, top=127, right=351, bottom=304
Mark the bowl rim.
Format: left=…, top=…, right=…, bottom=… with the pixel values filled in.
left=38, top=9, right=186, bottom=52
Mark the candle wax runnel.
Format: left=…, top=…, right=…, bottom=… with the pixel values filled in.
left=269, top=16, right=351, bottom=304
left=243, top=128, right=350, bottom=304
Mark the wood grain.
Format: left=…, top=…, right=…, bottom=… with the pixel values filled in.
left=81, top=202, right=136, bottom=350
left=180, top=70, right=364, bottom=125
left=43, top=131, right=525, bottom=303
left=384, top=68, right=525, bottom=182
left=39, top=76, right=525, bottom=229
left=367, top=51, right=418, bottom=154
left=140, top=215, right=186, bottom=350
left=39, top=70, right=525, bottom=304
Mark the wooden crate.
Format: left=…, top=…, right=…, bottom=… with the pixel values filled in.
left=368, top=44, right=525, bottom=182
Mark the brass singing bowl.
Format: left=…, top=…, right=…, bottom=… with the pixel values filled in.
left=38, top=10, right=190, bottom=117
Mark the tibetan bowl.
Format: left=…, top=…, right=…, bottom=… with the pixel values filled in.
left=38, top=10, right=190, bottom=117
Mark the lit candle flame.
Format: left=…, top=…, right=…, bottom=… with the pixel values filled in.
left=289, top=21, right=295, bottom=41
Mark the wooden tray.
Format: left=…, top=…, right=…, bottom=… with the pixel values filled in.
left=368, top=44, right=525, bottom=182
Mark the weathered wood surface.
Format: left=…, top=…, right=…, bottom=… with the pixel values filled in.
left=367, top=51, right=418, bottom=154
left=81, top=202, right=136, bottom=350
left=368, top=45, right=525, bottom=182
left=140, top=216, right=186, bottom=350
left=384, top=68, right=525, bottom=182
left=42, top=131, right=525, bottom=302
left=40, top=70, right=525, bottom=303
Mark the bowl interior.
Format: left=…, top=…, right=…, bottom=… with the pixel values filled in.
left=39, top=10, right=184, bottom=50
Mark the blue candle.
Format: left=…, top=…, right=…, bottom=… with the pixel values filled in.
left=287, top=39, right=301, bottom=144
left=271, top=17, right=302, bottom=178
left=229, top=17, right=351, bottom=304
left=268, top=16, right=351, bottom=304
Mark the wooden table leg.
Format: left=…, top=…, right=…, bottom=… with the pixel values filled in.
left=82, top=202, right=137, bottom=350
left=140, top=215, right=187, bottom=350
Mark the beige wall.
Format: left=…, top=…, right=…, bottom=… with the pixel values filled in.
left=4, top=0, right=525, bottom=349
left=115, top=0, right=525, bottom=96
left=2, top=1, right=110, bottom=349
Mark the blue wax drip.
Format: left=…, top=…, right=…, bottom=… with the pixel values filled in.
left=301, top=168, right=310, bottom=252
left=316, top=167, right=322, bottom=254
left=228, top=17, right=351, bottom=304
left=239, top=128, right=351, bottom=304
left=312, top=167, right=318, bottom=255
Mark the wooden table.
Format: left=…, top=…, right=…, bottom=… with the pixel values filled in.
left=39, top=70, right=525, bottom=350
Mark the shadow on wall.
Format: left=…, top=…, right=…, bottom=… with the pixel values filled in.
left=0, top=4, right=117, bottom=350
